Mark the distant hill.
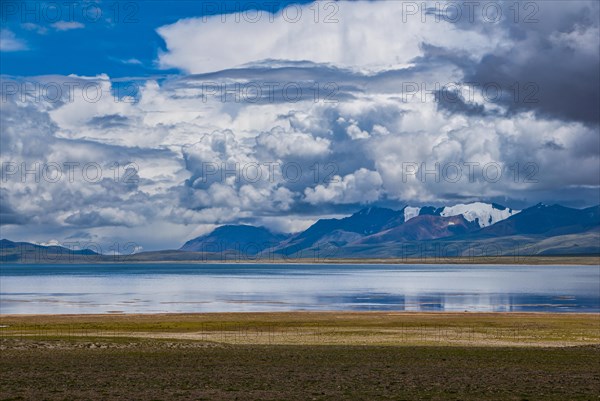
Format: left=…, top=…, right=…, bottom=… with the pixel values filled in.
left=0, top=239, right=99, bottom=263
left=180, top=225, right=288, bottom=254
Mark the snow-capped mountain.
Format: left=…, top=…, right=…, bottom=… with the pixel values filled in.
left=403, top=202, right=520, bottom=228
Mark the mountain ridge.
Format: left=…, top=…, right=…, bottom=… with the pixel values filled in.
left=2, top=202, right=599, bottom=262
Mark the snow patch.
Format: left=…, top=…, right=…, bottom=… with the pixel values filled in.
left=441, top=202, right=520, bottom=228
left=403, top=207, right=421, bottom=222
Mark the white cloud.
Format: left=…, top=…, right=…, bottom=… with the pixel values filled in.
left=156, top=1, right=504, bottom=73
left=21, top=23, right=48, bottom=35
left=256, top=127, right=330, bottom=158
left=51, top=21, right=85, bottom=31
left=0, top=29, right=27, bottom=51
left=304, top=168, right=383, bottom=205
left=345, top=121, right=370, bottom=140
left=121, top=58, right=143, bottom=65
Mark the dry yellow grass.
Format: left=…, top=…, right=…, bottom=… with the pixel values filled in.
left=2, top=312, right=598, bottom=347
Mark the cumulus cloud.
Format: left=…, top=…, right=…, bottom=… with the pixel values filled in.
left=304, top=168, right=383, bottom=205
left=256, top=127, right=330, bottom=158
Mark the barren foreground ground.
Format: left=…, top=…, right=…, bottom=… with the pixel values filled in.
left=1, top=312, right=599, bottom=400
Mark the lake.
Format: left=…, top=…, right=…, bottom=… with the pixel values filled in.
left=0, top=263, right=598, bottom=314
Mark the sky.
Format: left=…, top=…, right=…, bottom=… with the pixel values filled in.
left=0, top=0, right=599, bottom=252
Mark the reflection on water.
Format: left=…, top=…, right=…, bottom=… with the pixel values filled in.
left=0, top=264, right=598, bottom=314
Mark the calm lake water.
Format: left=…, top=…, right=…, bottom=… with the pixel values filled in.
left=0, top=264, right=598, bottom=314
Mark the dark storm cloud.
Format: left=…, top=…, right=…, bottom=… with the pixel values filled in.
left=468, top=49, right=599, bottom=124
left=407, top=2, right=600, bottom=125
left=464, top=2, right=598, bottom=124
left=0, top=189, right=27, bottom=225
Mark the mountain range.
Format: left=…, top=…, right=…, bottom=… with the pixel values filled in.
left=2, top=202, right=599, bottom=262
left=183, top=202, right=599, bottom=259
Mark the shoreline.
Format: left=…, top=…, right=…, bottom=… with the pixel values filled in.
left=3, top=255, right=600, bottom=265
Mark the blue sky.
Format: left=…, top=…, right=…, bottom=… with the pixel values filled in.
left=1, top=1, right=599, bottom=250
